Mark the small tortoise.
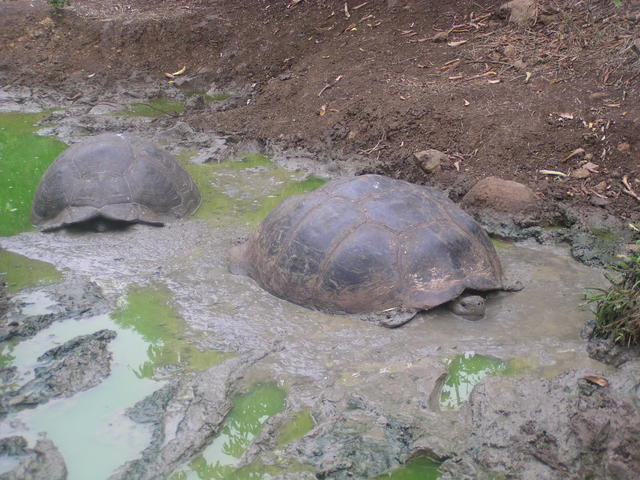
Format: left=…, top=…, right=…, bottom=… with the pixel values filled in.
left=229, top=174, right=514, bottom=326
left=31, top=133, right=200, bottom=231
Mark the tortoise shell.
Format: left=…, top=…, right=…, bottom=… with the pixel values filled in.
left=31, top=133, right=200, bottom=230
left=229, top=174, right=502, bottom=315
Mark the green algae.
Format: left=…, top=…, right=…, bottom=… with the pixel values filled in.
left=171, top=383, right=286, bottom=480
left=116, top=98, right=185, bottom=117
left=377, top=454, right=441, bottom=479
left=178, top=153, right=326, bottom=226
left=112, top=285, right=229, bottom=378
left=276, top=408, right=315, bottom=446
left=0, top=112, right=67, bottom=236
left=244, top=176, right=327, bottom=225
left=0, top=249, right=62, bottom=292
left=439, top=352, right=509, bottom=410
left=224, top=459, right=315, bottom=479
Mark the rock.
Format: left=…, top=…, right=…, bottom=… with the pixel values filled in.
left=184, top=94, right=206, bottom=112
left=413, top=149, right=447, bottom=173
left=462, top=176, right=537, bottom=213
left=0, top=276, right=8, bottom=320
left=2, top=329, right=116, bottom=412
left=0, top=436, right=67, bottom=480
left=497, top=0, right=538, bottom=26
left=88, top=103, right=122, bottom=115
left=617, top=142, right=631, bottom=152
left=440, top=369, right=640, bottom=479
left=431, top=31, right=449, bottom=43
left=590, top=195, right=610, bottom=207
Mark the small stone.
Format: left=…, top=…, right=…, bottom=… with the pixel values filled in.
left=503, top=45, right=517, bottom=57
left=571, top=168, right=591, bottom=179
left=617, top=142, right=631, bottom=152
left=462, top=176, right=538, bottom=212
left=512, top=59, right=527, bottom=71
left=595, top=181, right=608, bottom=191
left=413, top=149, right=447, bottom=173
left=498, top=0, right=538, bottom=26
left=590, top=195, right=610, bottom=207
left=432, top=31, right=449, bottom=43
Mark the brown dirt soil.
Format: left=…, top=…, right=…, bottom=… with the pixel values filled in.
left=1, top=0, right=639, bottom=225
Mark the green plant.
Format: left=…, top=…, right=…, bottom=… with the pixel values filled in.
left=47, top=0, right=69, bottom=15
left=586, top=248, right=640, bottom=345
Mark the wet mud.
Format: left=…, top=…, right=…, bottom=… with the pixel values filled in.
left=0, top=84, right=639, bottom=479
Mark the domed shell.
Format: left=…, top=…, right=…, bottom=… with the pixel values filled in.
left=31, top=133, right=200, bottom=230
left=229, top=174, right=502, bottom=315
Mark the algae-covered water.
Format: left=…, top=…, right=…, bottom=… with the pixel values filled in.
left=171, top=383, right=286, bottom=480
left=438, top=353, right=509, bottom=410
left=0, top=112, right=67, bottom=236
left=377, top=454, right=441, bottom=479
left=0, top=248, right=62, bottom=292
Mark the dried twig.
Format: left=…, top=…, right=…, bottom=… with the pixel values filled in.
left=622, top=176, right=640, bottom=202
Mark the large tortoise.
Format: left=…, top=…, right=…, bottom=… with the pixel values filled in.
left=229, top=174, right=514, bottom=326
left=31, top=133, right=200, bottom=230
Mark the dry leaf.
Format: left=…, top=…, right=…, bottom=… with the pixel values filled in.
left=571, top=168, right=591, bottom=179
left=583, top=162, right=599, bottom=173
left=319, top=104, right=327, bottom=116
left=447, top=40, right=468, bottom=47
left=561, top=147, right=585, bottom=162
left=583, top=375, right=608, bottom=387
left=171, top=66, right=187, bottom=76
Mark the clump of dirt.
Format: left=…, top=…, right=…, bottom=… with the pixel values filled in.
left=1, top=0, right=638, bottom=231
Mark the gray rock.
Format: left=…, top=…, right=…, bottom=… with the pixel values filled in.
left=413, top=149, right=447, bottom=173
left=440, top=369, right=640, bottom=480
left=2, top=329, right=116, bottom=411
left=0, top=436, right=67, bottom=480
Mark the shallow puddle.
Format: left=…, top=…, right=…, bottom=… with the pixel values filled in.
left=438, top=353, right=509, bottom=410
left=0, top=112, right=67, bottom=236
left=0, top=284, right=228, bottom=479
left=170, top=383, right=286, bottom=480
left=276, top=407, right=315, bottom=447
left=112, top=284, right=231, bottom=378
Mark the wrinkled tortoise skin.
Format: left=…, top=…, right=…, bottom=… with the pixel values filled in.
left=229, top=174, right=502, bottom=315
left=31, top=133, right=200, bottom=230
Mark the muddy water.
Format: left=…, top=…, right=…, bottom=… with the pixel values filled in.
left=0, top=104, right=611, bottom=478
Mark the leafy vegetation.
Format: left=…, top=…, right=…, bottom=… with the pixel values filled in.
left=587, top=247, right=640, bottom=345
